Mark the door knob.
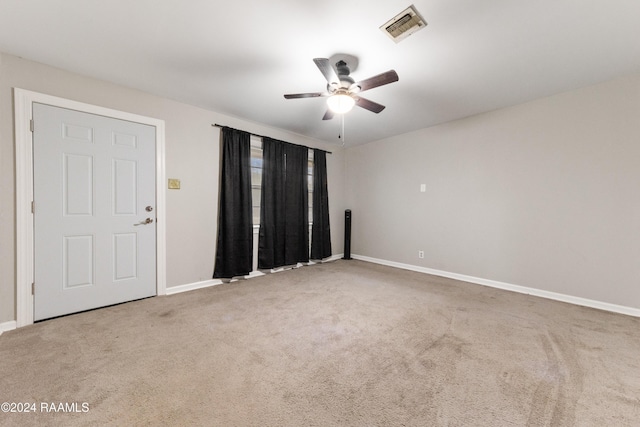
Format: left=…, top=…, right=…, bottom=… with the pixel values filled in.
left=134, top=218, right=154, bottom=226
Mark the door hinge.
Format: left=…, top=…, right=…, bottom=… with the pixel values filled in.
left=31, top=201, right=35, bottom=214
left=32, top=282, right=35, bottom=295
left=30, top=119, right=34, bottom=132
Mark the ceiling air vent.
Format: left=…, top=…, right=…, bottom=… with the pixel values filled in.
left=380, top=5, right=427, bottom=43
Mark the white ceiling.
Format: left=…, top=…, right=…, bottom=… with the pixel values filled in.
left=1, top=1, right=639, bottom=145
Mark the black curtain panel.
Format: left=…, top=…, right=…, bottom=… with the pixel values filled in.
left=258, top=138, right=309, bottom=269
left=311, top=149, right=332, bottom=260
left=258, top=138, right=286, bottom=269
left=213, top=127, right=253, bottom=279
left=283, top=143, right=309, bottom=266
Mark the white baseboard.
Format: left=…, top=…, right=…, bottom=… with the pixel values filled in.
left=165, top=279, right=224, bottom=295
left=324, top=254, right=345, bottom=262
left=165, top=271, right=267, bottom=295
left=352, top=254, right=640, bottom=318
left=0, top=320, right=17, bottom=335
left=165, top=256, right=344, bottom=296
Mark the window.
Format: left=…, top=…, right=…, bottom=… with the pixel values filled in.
left=250, top=136, right=263, bottom=225
left=307, top=151, right=313, bottom=224
left=250, top=136, right=314, bottom=226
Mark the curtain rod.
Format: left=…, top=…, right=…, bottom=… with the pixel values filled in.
left=212, top=123, right=332, bottom=154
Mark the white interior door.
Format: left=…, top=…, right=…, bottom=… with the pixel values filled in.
left=33, top=103, right=157, bottom=321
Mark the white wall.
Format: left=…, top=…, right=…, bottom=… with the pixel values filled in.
left=346, top=74, right=640, bottom=310
left=0, top=52, right=345, bottom=324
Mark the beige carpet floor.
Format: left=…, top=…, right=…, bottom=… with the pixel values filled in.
left=1, top=260, right=639, bottom=426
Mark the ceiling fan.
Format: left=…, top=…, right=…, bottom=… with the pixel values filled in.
left=284, top=58, right=399, bottom=120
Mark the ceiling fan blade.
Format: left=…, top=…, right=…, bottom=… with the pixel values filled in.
left=322, top=109, right=335, bottom=120
left=284, top=92, right=325, bottom=99
left=313, top=58, right=340, bottom=85
left=353, top=95, right=386, bottom=113
left=353, top=70, right=399, bottom=92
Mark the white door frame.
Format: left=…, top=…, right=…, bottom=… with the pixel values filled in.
left=14, top=88, right=167, bottom=327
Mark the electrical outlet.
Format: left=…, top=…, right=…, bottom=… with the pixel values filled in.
left=418, top=250, right=424, bottom=259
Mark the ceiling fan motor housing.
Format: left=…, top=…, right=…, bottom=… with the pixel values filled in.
left=328, top=60, right=356, bottom=92
left=335, top=60, right=350, bottom=76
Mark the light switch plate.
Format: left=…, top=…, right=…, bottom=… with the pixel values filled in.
left=168, top=178, right=181, bottom=190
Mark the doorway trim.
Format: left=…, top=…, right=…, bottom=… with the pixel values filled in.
left=14, top=88, right=167, bottom=327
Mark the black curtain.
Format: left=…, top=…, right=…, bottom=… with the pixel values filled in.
left=258, top=138, right=286, bottom=269
left=258, top=138, right=309, bottom=269
left=213, top=127, right=253, bottom=279
left=283, top=143, right=309, bottom=265
left=311, top=149, right=332, bottom=260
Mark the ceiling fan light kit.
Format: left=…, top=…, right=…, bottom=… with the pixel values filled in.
left=327, top=92, right=355, bottom=114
